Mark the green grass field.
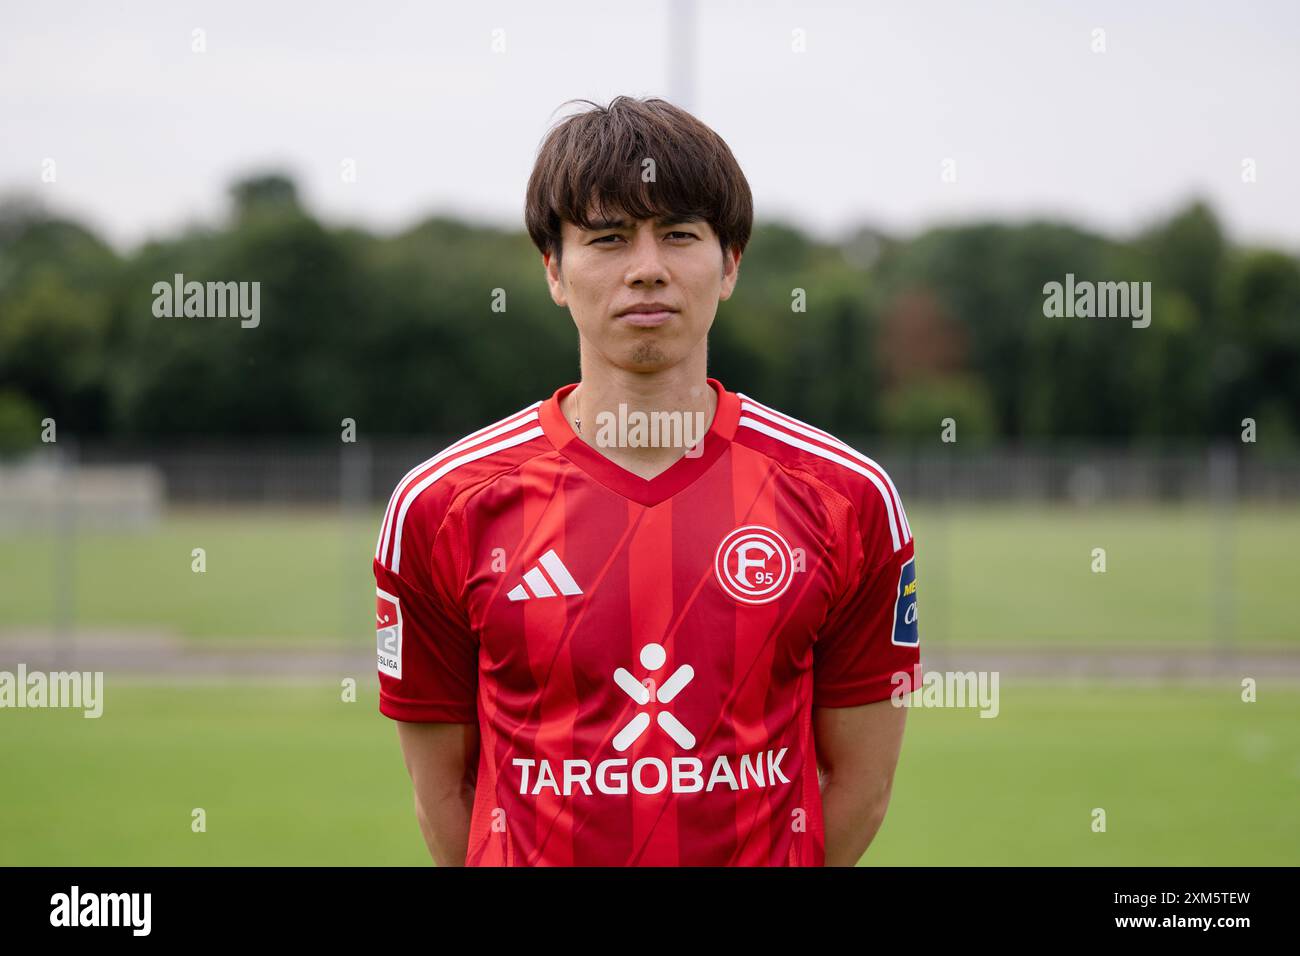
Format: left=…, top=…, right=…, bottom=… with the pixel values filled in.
left=0, top=680, right=1295, bottom=865
left=0, top=504, right=1297, bottom=644
left=1, top=503, right=1296, bottom=865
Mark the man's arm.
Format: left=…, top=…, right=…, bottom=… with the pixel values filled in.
left=814, top=698, right=908, bottom=866
left=395, top=720, right=480, bottom=866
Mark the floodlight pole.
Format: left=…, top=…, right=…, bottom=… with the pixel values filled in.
left=668, top=0, right=697, bottom=112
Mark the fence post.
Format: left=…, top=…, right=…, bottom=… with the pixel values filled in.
left=341, top=438, right=372, bottom=647
left=1208, top=443, right=1236, bottom=663
left=54, top=438, right=78, bottom=672
left=921, top=445, right=951, bottom=669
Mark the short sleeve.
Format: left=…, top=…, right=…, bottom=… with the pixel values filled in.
left=812, top=529, right=921, bottom=708
left=373, top=545, right=479, bottom=723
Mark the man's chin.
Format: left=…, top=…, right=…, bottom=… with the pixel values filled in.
left=626, top=342, right=671, bottom=368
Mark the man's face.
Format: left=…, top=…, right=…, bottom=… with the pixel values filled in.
left=543, top=208, right=742, bottom=373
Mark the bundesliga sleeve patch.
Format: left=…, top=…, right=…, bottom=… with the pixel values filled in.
left=376, top=587, right=402, bottom=679
left=891, top=557, right=918, bottom=646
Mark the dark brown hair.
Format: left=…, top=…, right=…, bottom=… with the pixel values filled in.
left=524, top=96, right=753, bottom=266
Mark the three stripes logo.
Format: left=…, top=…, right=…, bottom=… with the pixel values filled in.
left=507, top=549, right=584, bottom=602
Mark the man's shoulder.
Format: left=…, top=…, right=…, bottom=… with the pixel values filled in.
left=732, top=391, right=913, bottom=553
left=374, top=400, right=552, bottom=573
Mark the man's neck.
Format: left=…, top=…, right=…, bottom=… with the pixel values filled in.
left=559, top=356, right=718, bottom=481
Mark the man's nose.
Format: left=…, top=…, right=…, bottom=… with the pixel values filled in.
left=624, top=230, right=668, bottom=285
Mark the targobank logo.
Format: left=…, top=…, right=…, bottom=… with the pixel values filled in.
left=511, top=642, right=790, bottom=796
left=612, top=641, right=695, bottom=750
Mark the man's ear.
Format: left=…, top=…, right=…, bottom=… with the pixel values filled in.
left=543, top=250, right=568, bottom=307
left=718, top=246, right=743, bottom=302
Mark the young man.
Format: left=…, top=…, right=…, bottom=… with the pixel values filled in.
left=373, top=96, right=920, bottom=866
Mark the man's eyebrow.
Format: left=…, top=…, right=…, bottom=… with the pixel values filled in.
left=580, top=215, right=705, bottom=232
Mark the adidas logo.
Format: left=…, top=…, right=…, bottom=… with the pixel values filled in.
left=507, top=549, right=583, bottom=602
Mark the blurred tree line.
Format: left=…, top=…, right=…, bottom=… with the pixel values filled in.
left=1, top=173, right=1297, bottom=450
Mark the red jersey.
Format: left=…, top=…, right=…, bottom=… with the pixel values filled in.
left=373, top=378, right=920, bottom=866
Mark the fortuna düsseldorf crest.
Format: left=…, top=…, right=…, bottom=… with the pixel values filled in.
left=714, top=525, right=795, bottom=605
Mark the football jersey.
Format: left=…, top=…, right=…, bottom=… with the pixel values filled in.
left=373, top=377, right=920, bottom=866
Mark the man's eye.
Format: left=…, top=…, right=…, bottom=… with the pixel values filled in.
left=591, top=231, right=696, bottom=244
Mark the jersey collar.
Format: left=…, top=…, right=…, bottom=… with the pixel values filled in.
left=539, top=377, right=740, bottom=507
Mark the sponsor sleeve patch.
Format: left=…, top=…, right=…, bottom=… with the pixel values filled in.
left=376, top=587, right=402, bottom=678
left=891, top=557, right=918, bottom=646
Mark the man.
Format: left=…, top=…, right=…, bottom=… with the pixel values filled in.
left=373, top=96, right=920, bottom=866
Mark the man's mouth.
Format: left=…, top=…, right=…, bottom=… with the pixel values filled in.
left=618, top=311, right=674, bottom=327
left=616, top=303, right=678, bottom=327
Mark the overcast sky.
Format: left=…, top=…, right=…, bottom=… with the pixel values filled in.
left=3, top=0, right=1298, bottom=252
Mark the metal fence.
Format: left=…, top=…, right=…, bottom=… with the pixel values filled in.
left=19, top=439, right=1299, bottom=507
left=3, top=438, right=1295, bottom=667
